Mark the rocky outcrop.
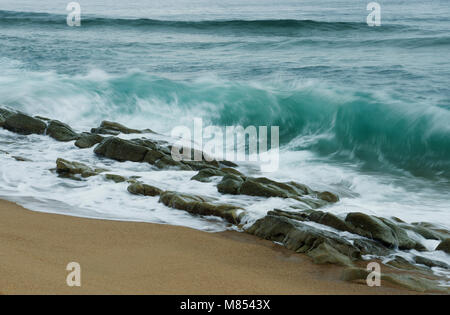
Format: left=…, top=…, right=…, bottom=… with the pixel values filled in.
left=436, top=239, right=450, bottom=254
left=91, top=120, right=154, bottom=135
left=3, top=112, right=47, bottom=135
left=56, top=158, right=107, bottom=179
left=94, top=136, right=231, bottom=171
left=246, top=214, right=361, bottom=263
left=159, top=191, right=246, bottom=224
left=47, top=120, right=79, bottom=142
left=127, top=182, right=163, bottom=196
left=217, top=175, right=338, bottom=207
left=75, top=133, right=104, bottom=149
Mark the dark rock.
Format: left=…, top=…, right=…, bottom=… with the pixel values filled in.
left=47, top=120, right=79, bottom=142
left=91, top=127, right=120, bottom=136
left=104, top=174, right=127, bottom=183
left=378, top=217, right=425, bottom=251
left=246, top=214, right=361, bottom=260
left=0, top=108, right=15, bottom=127
left=128, top=182, right=162, bottom=196
left=345, top=212, right=398, bottom=248
left=4, top=113, right=47, bottom=135
left=414, top=256, right=449, bottom=269
left=317, top=191, right=340, bottom=203
left=75, top=133, right=104, bottom=149
left=155, top=155, right=192, bottom=170
left=217, top=174, right=244, bottom=195
left=56, top=158, right=107, bottom=178
left=159, top=191, right=245, bottom=224
left=191, top=168, right=227, bottom=182
left=307, top=242, right=354, bottom=267
left=142, top=149, right=165, bottom=164
left=91, top=121, right=154, bottom=135
left=436, top=239, right=450, bottom=254
left=94, top=137, right=148, bottom=162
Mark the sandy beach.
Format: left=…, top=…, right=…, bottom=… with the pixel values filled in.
left=0, top=199, right=415, bottom=295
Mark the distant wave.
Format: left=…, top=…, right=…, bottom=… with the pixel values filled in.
left=0, top=10, right=406, bottom=33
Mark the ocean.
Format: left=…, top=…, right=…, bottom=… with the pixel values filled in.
left=0, top=0, right=449, bottom=281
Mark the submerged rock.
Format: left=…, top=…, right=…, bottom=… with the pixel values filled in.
left=3, top=113, right=47, bottom=135
left=127, top=182, right=163, bottom=196
left=47, top=120, right=79, bottom=142
left=56, top=158, right=107, bottom=178
left=75, top=133, right=104, bottom=149
left=159, top=191, right=245, bottom=224
left=104, top=174, right=128, bottom=183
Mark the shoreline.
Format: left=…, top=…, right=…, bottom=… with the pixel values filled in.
left=0, top=199, right=415, bottom=295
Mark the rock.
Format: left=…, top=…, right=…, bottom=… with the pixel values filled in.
left=414, top=256, right=449, bottom=269
left=142, top=149, right=165, bottom=164
left=104, top=174, right=127, bottom=183
left=400, top=223, right=442, bottom=241
left=12, top=156, right=32, bottom=162
left=75, top=133, right=104, bottom=149
left=246, top=214, right=360, bottom=260
left=307, top=242, right=354, bottom=267
left=159, top=191, right=245, bottom=224
left=46, top=120, right=79, bottom=142
left=317, top=191, right=340, bottom=203
left=127, top=182, right=162, bottom=196
left=56, top=158, right=107, bottom=178
left=340, top=267, right=449, bottom=293
left=155, top=155, right=192, bottom=170
left=91, top=127, right=120, bottom=136
left=216, top=175, right=339, bottom=207
left=94, top=137, right=148, bottom=162
left=191, top=168, right=227, bottom=182
left=4, top=113, right=47, bottom=135
left=91, top=121, right=154, bottom=135
left=436, top=238, right=450, bottom=254
left=386, top=256, right=420, bottom=271
left=378, top=217, right=425, bottom=251
left=308, top=210, right=352, bottom=233
left=182, top=159, right=220, bottom=171
left=0, top=108, right=15, bottom=127
left=217, top=174, right=244, bottom=195
left=345, top=212, right=398, bottom=248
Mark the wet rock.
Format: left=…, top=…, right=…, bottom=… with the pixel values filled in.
left=307, top=242, right=354, bottom=267
left=91, top=120, right=154, bottom=135
left=414, top=256, right=449, bottom=269
left=94, top=137, right=148, bottom=162
left=345, top=212, right=398, bottom=248
left=217, top=174, right=244, bottom=195
left=341, top=267, right=448, bottom=293
left=75, top=133, right=104, bottom=149
left=345, top=213, right=425, bottom=251
left=56, top=158, right=107, bottom=178
left=104, top=174, right=127, bottom=183
left=0, top=108, right=15, bottom=127
left=400, top=223, right=442, bottom=241
left=182, top=159, right=219, bottom=171
left=128, top=182, right=163, bottom=196
left=217, top=175, right=338, bottom=206
left=190, top=168, right=226, bottom=182
left=159, top=191, right=245, bottom=224
left=385, top=256, right=420, bottom=271
left=155, top=155, right=192, bottom=170
left=436, top=238, right=450, bottom=254
left=3, top=113, right=47, bottom=135
left=12, top=156, right=32, bottom=162
left=246, top=214, right=361, bottom=260
left=47, top=120, right=79, bottom=142
left=308, top=210, right=352, bottom=233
